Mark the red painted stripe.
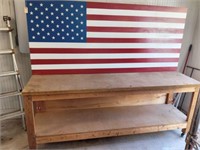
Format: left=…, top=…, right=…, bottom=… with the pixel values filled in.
left=30, top=48, right=180, bottom=54
left=87, top=27, right=184, bottom=33
left=31, top=58, right=179, bottom=64
left=87, top=38, right=182, bottom=43
left=87, top=15, right=185, bottom=23
left=87, top=2, right=187, bottom=12
left=32, top=67, right=177, bottom=75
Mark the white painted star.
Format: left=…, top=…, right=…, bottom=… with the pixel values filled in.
left=41, top=28, right=45, bottom=31
left=30, top=20, right=34, bottom=23
left=35, top=7, right=38, bottom=11
left=45, top=8, right=48, bottom=11
left=50, top=4, right=54, bottom=7
left=35, top=16, right=39, bottom=19
left=41, top=20, right=44, bottom=23
left=66, top=17, right=69, bottom=20
left=47, top=32, right=50, bottom=36
left=71, top=13, right=74, bottom=16
left=55, top=8, right=59, bottom=11
left=76, top=33, right=79, bottom=36
left=80, top=21, right=83, bottom=24
left=81, top=37, right=84, bottom=40
left=36, top=24, right=39, bottom=27
left=61, top=13, right=64, bottom=16
left=46, top=16, right=49, bottom=19
left=76, top=17, right=79, bottom=20
left=52, top=36, right=55, bottom=39
left=56, top=25, right=59, bottom=28
left=31, top=28, right=34, bottom=31
left=71, top=29, right=74, bottom=32
left=61, top=29, right=65, bottom=32
left=29, top=3, right=32, bottom=6
left=62, top=36, right=65, bottom=40
left=51, top=20, right=54, bottom=24
left=66, top=25, right=69, bottom=28
left=66, top=8, right=68, bottom=12
left=51, top=12, right=54, bottom=15
left=52, top=28, right=55, bottom=32
left=32, top=36, right=35, bottom=39
left=57, top=33, right=60, bottom=36
left=61, top=21, right=64, bottom=24
left=71, top=21, right=74, bottom=24
left=80, top=13, right=83, bottom=16
left=37, top=32, right=40, bottom=35
left=56, top=16, right=59, bottom=19
left=46, top=24, right=49, bottom=28
left=75, top=9, right=78, bottom=12
left=71, top=37, right=74, bottom=40
left=81, top=5, right=84, bottom=8
left=61, top=4, right=64, bottom=7
left=66, top=33, right=69, bottom=36
left=81, top=29, right=83, bottom=32
left=76, top=25, right=79, bottom=28
left=30, top=12, right=33, bottom=15
left=42, top=36, right=45, bottom=39
left=40, top=12, right=44, bottom=15
left=71, top=4, right=74, bottom=8
left=40, top=3, right=43, bottom=7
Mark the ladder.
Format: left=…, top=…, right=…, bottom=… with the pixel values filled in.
left=0, top=16, right=25, bottom=129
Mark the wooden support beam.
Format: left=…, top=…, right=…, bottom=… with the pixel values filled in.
left=166, top=92, right=174, bottom=104
left=185, top=88, right=200, bottom=133
left=24, top=96, right=37, bottom=149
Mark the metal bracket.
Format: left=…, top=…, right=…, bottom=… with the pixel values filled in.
left=3, top=16, right=11, bottom=22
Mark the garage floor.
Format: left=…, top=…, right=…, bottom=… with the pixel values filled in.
left=1, top=119, right=187, bottom=150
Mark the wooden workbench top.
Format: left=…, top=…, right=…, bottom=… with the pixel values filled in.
left=23, top=72, right=200, bottom=95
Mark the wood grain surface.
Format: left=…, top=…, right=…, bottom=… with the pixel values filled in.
left=23, top=72, right=200, bottom=95
left=35, top=104, right=187, bottom=143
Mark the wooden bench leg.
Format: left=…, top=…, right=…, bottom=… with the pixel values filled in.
left=24, top=96, right=37, bottom=149
left=166, top=92, right=174, bottom=104
left=185, top=88, right=199, bottom=134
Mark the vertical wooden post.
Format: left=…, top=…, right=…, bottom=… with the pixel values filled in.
left=24, top=96, right=37, bottom=149
left=166, top=92, right=173, bottom=104
left=185, top=88, right=200, bottom=134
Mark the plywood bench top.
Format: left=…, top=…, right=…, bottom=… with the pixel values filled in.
left=23, top=72, right=200, bottom=95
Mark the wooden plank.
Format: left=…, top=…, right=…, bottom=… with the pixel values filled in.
left=35, top=93, right=166, bottom=112
left=185, top=88, right=200, bottom=133
left=31, top=86, right=196, bottom=101
left=35, top=104, right=186, bottom=143
left=23, top=72, right=200, bottom=96
left=24, top=96, right=37, bottom=149
left=36, top=123, right=186, bottom=144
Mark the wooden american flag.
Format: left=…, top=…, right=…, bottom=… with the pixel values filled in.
left=26, top=1, right=187, bottom=75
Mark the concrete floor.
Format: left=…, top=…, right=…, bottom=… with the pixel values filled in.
left=1, top=118, right=186, bottom=150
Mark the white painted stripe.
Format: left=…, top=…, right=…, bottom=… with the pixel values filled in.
left=87, top=32, right=183, bottom=39
left=87, top=20, right=185, bottom=29
left=29, top=42, right=181, bottom=49
left=31, top=62, right=178, bottom=70
left=30, top=53, right=180, bottom=59
left=87, top=8, right=187, bottom=19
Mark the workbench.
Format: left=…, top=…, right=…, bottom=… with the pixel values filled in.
left=22, top=72, right=200, bottom=149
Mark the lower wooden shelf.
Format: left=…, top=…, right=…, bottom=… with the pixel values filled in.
left=35, top=104, right=187, bottom=144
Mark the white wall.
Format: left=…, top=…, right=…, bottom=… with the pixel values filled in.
left=180, top=2, right=200, bottom=113
left=0, top=0, right=199, bottom=114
